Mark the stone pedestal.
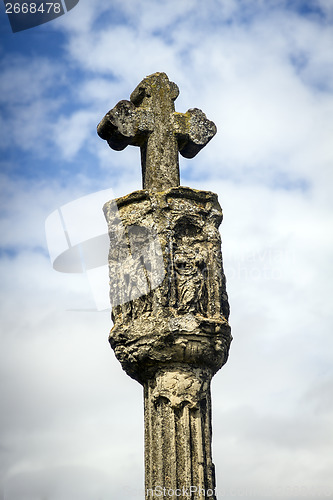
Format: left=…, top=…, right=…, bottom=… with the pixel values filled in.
left=104, top=187, right=231, bottom=499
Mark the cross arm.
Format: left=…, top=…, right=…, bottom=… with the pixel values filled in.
left=97, top=100, right=146, bottom=151
left=173, top=108, right=217, bottom=159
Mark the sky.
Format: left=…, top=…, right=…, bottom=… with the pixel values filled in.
left=0, top=0, right=333, bottom=499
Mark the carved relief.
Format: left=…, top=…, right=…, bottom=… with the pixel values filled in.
left=107, top=220, right=164, bottom=322
left=104, top=187, right=232, bottom=381
left=152, top=368, right=210, bottom=410
left=173, top=246, right=208, bottom=316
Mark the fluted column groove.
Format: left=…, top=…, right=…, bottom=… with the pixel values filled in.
left=144, top=367, right=217, bottom=500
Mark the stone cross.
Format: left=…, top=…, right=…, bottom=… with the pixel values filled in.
left=97, top=72, right=217, bottom=191
left=99, top=73, right=231, bottom=500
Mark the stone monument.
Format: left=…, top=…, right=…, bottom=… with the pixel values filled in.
left=98, top=72, right=232, bottom=499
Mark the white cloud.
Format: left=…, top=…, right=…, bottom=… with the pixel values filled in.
left=0, top=56, right=63, bottom=106
left=53, top=109, right=98, bottom=160
left=0, top=56, right=65, bottom=155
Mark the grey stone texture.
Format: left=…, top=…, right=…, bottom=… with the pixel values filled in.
left=97, top=72, right=217, bottom=192
left=99, top=73, right=231, bottom=500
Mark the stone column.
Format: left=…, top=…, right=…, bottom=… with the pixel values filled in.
left=103, top=187, right=231, bottom=499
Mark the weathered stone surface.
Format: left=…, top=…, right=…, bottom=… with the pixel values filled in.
left=99, top=73, right=231, bottom=500
left=97, top=72, right=217, bottom=192
left=145, top=367, right=216, bottom=497
left=103, top=187, right=231, bottom=384
left=104, top=187, right=231, bottom=499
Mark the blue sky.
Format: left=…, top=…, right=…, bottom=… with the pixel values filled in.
left=1, top=1, right=333, bottom=499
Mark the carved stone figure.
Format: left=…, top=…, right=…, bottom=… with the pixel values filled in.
left=98, top=73, right=232, bottom=500
left=173, top=246, right=208, bottom=315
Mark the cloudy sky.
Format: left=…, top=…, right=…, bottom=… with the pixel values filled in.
left=1, top=0, right=333, bottom=499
